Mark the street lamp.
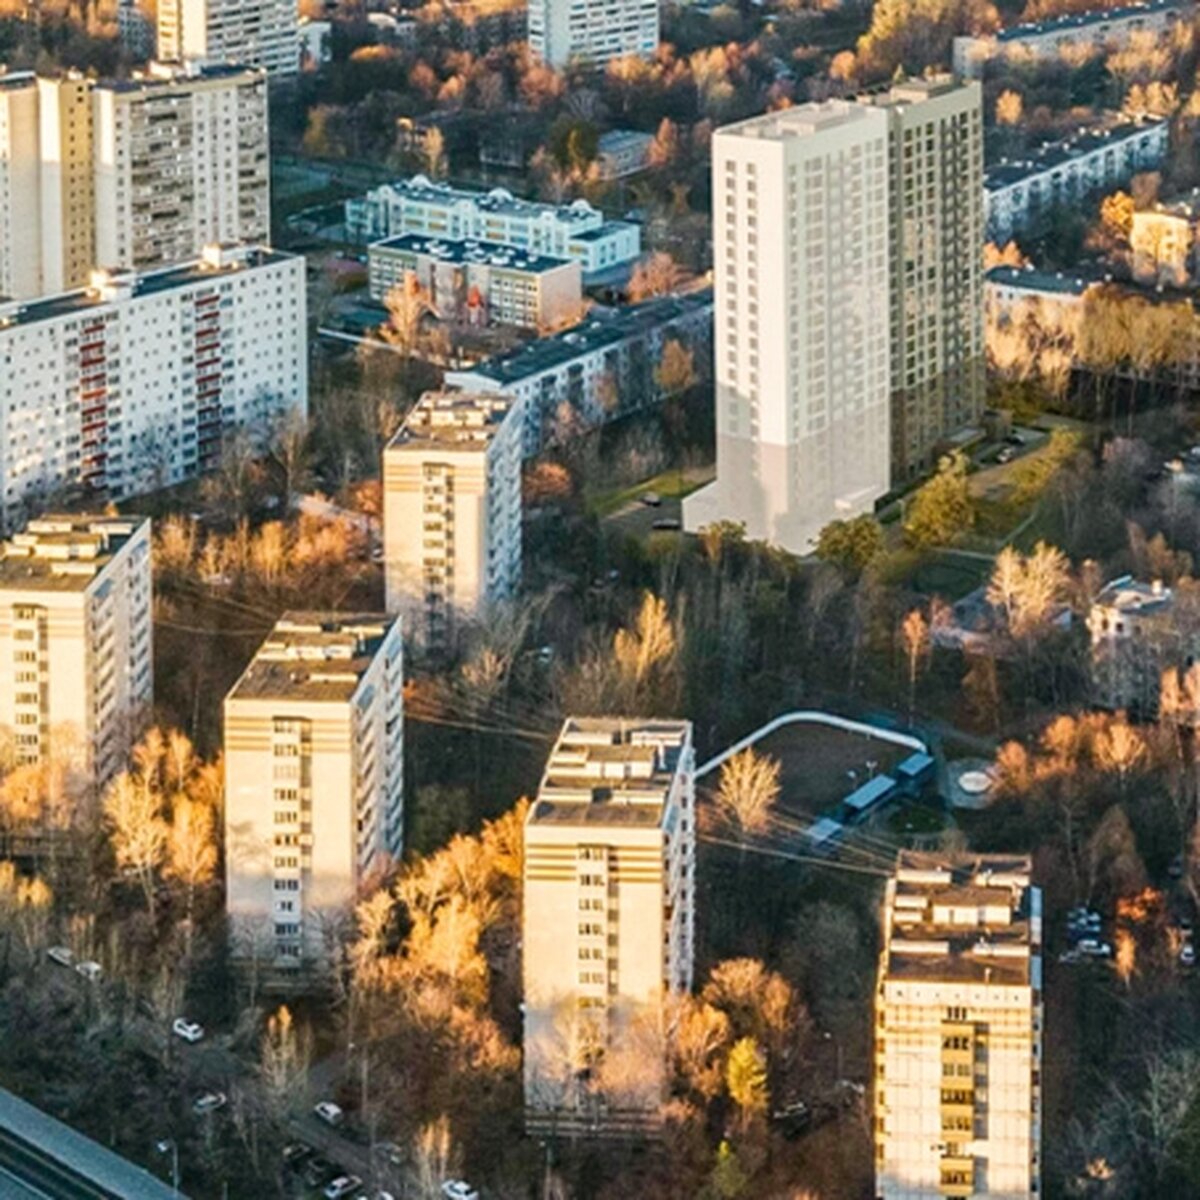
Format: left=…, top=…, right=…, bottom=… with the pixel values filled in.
left=155, top=1138, right=180, bottom=1198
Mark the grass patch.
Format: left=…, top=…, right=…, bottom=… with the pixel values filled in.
left=587, top=467, right=710, bottom=518
left=887, top=802, right=947, bottom=836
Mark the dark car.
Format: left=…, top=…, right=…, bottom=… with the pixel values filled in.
left=283, top=1142, right=314, bottom=1170
left=303, top=1155, right=338, bottom=1188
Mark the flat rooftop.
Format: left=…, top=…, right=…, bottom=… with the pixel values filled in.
left=718, top=99, right=880, bottom=141
left=371, top=233, right=571, bottom=275
left=228, top=613, right=396, bottom=705
left=452, top=289, right=713, bottom=386
left=0, top=244, right=292, bottom=329
left=985, top=264, right=1101, bottom=296
left=529, top=717, right=692, bottom=829
left=883, top=851, right=1039, bottom=988
left=863, top=75, right=965, bottom=108
left=98, top=59, right=264, bottom=92
left=0, top=514, right=147, bottom=593
left=386, top=390, right=516, bottom=454
left=993, top=0, right=1187, bottom=42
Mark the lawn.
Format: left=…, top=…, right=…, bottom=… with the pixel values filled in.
left=586, top=464, right=713, bottom=518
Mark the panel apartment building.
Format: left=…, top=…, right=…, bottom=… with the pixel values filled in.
left=523, top=718, right=696, bottom=1135
left=383, top=391, right=522, bottom=649
left=0, top=244, right=306, bottom=531
left=875, top=852, right=1043, bottom=1200
left=684, top=101, right=893, bottom=555
left=93, top=62, right=271, bottom=272
left=0, top=514, right=152, bottom=792
left=224, top=613, right=404, bottom=974
left=527, top=0, right=658, bottom=68
left=157, top=0, right=299, bottom=76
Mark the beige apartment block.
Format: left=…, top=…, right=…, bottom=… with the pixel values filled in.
left=224, top=613, right=403, bottom=976
left=523, top=718, right=696, bottom=1136
left=94, top=62, right=270, bottom=272
left=0, top=71, right=41, bottom=301
left=157, top=0, right=299, bottom=76
left=1131, top=202, right=1197, bottom=287
left=875, top=852, right=1043, bottom=1200
left=0, top=514, right=152, bottom=793
left=383, top=391, right=522, bottom=649
left=866, top=78, right=985, bottom=481
left=684, top=101, right=892, bottom=555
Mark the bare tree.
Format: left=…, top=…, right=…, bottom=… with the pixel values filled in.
left=104, top=773, right=168, bottom=918
left=715, top=749, right=781, bottom=840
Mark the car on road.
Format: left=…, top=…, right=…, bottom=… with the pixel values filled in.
left=1182, top=943, right=1196, bottom=968
left=172, top=1018, right=204, bottom=1043
left=303, top=1155, right=338, bottom=1187
left=74, top=960, right=102, bottom=982
left=324, top=1175, right=363, bottom=1199
left=46, top=947, right=74, bottom=968
left=651, top=518, right=682, bottom=531
left=192, top=1091, right=227, bottom=1115
left=314, top=1100, right=344, bottom=1127
left=373, top=1141, right=404, bottom=1167
left=282, top=1142, right=314, bottom=1169
left=640, top=491, right=662, bottom=507
left=996, top=446, right=1015, bottom=464
left=441, top=1181, right=480, bottom=1200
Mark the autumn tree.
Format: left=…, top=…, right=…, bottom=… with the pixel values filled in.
left=656, top=338, right=698, bottom=397
left=903, top=451, right=974, bottom=548
left=380, top=272, right=433, bottom=360
left=627, top=251, right=686, bottom=301
left=259, top=1005, right=313, bottom=1119
left=714, top=748, right=781, bottom=840
left=725, top=1037, right=768, bottom=1130
left=996, top=89, right=1024, bottom=125
left=613, top=592, right=680, bottom=709
left=815, top=514, right=884, bottom=575
left=166, top=796, right=218, bottom=949
left=104, top=772, right=168, bottom=918
left=900, top=608, right=930, bottom=718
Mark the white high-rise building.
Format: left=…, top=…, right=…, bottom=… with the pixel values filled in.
left=0, top=244, right=306, bottom=530
left=383, top=391, right=522, bottom=648
left=875, top=851, right=1043, bottom=1200
left=528, top=0, right=658, bottom=67
left=684, top=102, right=892, bottom=555
left=224, top=613, right=404, bottom=974
left=157, top=0, right=299, bottom=77
left=0, top=514, right=152, bottom=792
left=94, top=62, right=270, bottom=272
left=523, top=718, right=696, bottom=1135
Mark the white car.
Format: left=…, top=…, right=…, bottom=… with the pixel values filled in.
left=441, top=1182, right=480, bottom=1200
left=313, top=1101, right=344, bottom=1127
left=323, top=1176, right=363, bottom=1199
left=1182, top=943, right=1196, bottom=967
left=74, top=960, right=102, bottom=982
left=172, top=1018, right=205, bottom=1043
left=192, top=1091, right=227, bottom=1115
left=46, top=946, right=74, bottom=968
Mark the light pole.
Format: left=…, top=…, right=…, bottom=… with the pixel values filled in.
left=155, top=1138, right=180, bottom=1198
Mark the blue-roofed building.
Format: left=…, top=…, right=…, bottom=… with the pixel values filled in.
left=896, top=751, right=936, bottom=789
left=842, top=773, right=898, bottom=824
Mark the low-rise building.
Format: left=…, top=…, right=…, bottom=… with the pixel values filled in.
left=0, top=244, right=306, bottom=529
left=523, top=717, right=695, bottom=1136
left=346, top=176, right=641, bottom=278
left=984, top=264, right=1095, bottom=323
left=875, top=851, right=1043, bottom=1200
left=595, top=130, right=654, bottom=180
left=0, top=514, right=152, bottom=792
left=445, top=288, right=713, bottom=456
left=298, top=16, right=332, bottom=66
left=224, top=613, right=404, bottom=976
left=954, top=0, right=1191, bottom=76
left=383, top=391, right=522, bottom=649
left=985, top=117, right=1168, bottom=242
left=1131, top=197, right=1200, bottom=287
left=368, top=234, right=583, bottom=331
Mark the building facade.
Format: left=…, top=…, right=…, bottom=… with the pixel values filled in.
left=0, top=244, right=306, bottom=530
left=346, top=177, right=641, bottom=277
left=224, top=613, right=404, bottom=975
left=875, top=852, right=1043, bottom=1200
left=1130, top=199, right=1199, bottom=287
left=383, top=391, right=522, bottom=649
left=523, top=718, right=695, bottom=1135
left=684, top=102, right=892, bottom=555
left=157, top=0, right=299, bottom=76
left=985, top=117, right=1168, bottom=243
left=94, top=63, right=270, bottom=273
left=445, top=288, right=713, bottom=456
left=0, top=514, right=152, bottom=792
left=954, top=0, right=1191, bottom=76
left=867, top=79, right=985, bottom=481
left=528, top=0, right=658, bottom=67
left=368, top=234, right=583, bottom=331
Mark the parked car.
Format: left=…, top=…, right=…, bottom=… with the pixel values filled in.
left=373, top=1141, right=404, bottom=1167
left=314, top=1101, right=344, bottom=1127
left=1077, top=939, right=1113, bottom=959
left=640, top=491, right=662, bottom=507
left=651, top=518, right=682, bottom=531
left=282, top=1142, right=314, bottom=1169
left=74, top=961, right=102, bottom=982
left=172, top=1018, right=204, bottom=1043
left=441, top=1182, right=480, bottom=1200
left=996, top=447, right=1015, bottom=464
left=303, top=1155, right=338, bottom=1187
left=46, top=947, right=74, bottom=968
left=1182, top=943, right=1196, bottom=968
left=324, top=1176, right=363, bottom=1199
left=192, top=1091, right=227, bottom=1115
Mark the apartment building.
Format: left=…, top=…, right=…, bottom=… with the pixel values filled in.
left=523, top=718, right=696, bottom=1135
left=0, top=244, right=306, bottom=530
left=595, top=130, right=654, bottom=180
left=0, top=514, right=152, bottom=792
left=684, top=102, right=892, bottom=555
left=1086, top=575, right=1200, bottom=715
left=984, top=264, right=1094, bottom=324
left=0, top=71, right=94, bottom=300
left=346, top=177, right=641, bottom=278
left=446, top=288, right=713, bottom=456
left=157, top=0, right=299, bottom=76
left=1130, top=198, right=1200, bottom=287
left=954, top=0, right=1191, bottom=76
left=865, top=78, right=985, bottom=480
left=368, top=235, right=583, bottom=331
left=528, top=0, right=657, bottom=68
left=94, top=62, right=270, bottom=272
left=985, top=116, right=1168, bottom=243
left=875, top=852, right=1043, bottom=1200
left=224, top=613, right=404, bottom=973
left=383, top=391, right=522, bottom=648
